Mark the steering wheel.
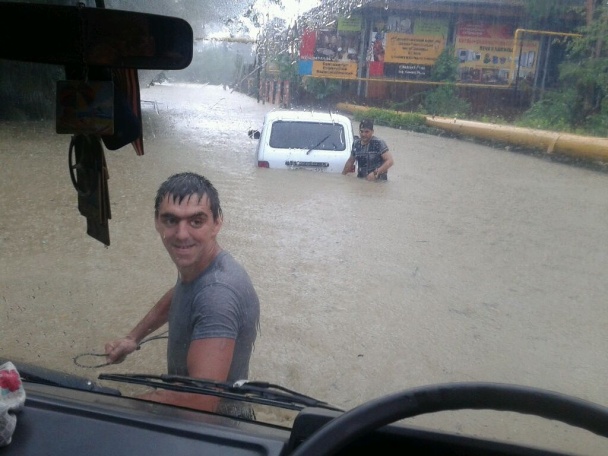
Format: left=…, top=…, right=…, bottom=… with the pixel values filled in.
left=68, top=134, right=101, bottom=197
left=290, top=382, right=608, bottom=456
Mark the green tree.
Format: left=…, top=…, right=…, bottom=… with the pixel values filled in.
left=302, top=78, right=342, bottom=101
left=524, top=0, right=571, bottom=16
left=520, top=2, right=608, bottom=134
left=423, top=47, right=471, bottom=117
left=104, top=0, right=276, bottom=31
left=560, top=3, right=608, bottom=125
left=0, top=1, right=265, bottom=120
left=430, top=46, right=459, bottom=82
left=179, top=43, right=242, bottom=85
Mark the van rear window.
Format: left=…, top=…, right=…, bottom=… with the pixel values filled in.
left=269, top=121, right=346, bottom=151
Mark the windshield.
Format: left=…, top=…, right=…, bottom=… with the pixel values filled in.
left=1, top=1, right=607, bottom=455
left=269, top=121, right=346, bottom=151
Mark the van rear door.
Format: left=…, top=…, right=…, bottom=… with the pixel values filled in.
left=263, top=120, right=350, bottom=172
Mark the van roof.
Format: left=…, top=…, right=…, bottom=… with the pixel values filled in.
left=264, top=110, right=352, bottom=124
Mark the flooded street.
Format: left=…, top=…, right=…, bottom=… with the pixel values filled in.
left=2, top=83, right=608, bottom=454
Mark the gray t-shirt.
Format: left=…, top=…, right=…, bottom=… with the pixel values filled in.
left=167, top=251, right=260, bottom=382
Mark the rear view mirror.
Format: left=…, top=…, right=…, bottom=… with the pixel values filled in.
left=0, top=2, right=193, bottom=69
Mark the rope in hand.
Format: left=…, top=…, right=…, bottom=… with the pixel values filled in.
left=73, top=331, right=169, bottom=368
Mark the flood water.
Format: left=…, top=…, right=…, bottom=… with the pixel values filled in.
left=1, top=83, right=608, bottom=454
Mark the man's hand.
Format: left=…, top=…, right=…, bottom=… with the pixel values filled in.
left=105, top=337, right=139, bottom=364
left=342, top=156, right=356, bottom=175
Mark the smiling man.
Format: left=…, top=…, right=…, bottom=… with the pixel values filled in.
left=342, top=118, right=394, bottom=181
left=105, top=172, right=260, bottom=417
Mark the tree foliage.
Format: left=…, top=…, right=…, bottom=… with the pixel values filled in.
left=0, top=0, right=266, bottom=120
left=522, top=0, right=580, bottom=24
left=178, top=43, right=251, bottom=86
left=302, top=77, right=342, bottom=100
left=430, top=46, right=459, bottom=82
left=520, top=2, right=608, bottom=135
left=420, top=47, right=471, bottom=117
left=519, top=0, right=594, bottom=36
left=560, top=3, right=608, bottom=122
left=84, top=0, right=282, bottom=37
left=104, top=0, right=263, bottom=29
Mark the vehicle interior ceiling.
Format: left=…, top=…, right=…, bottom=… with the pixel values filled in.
left=2, top=2, right=607, bottom=456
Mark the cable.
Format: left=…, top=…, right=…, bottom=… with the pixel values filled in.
left=73, top=331, right=168, bottom=368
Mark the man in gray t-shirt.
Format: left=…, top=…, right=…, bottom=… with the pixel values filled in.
left=105, top=172, right=260, bottom=416
left=168, top=250, right=259, bottom=383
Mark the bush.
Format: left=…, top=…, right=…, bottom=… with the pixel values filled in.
left=516, top=89, right=577, bottom=132
left=431, top=46, right=458, bottom=82
left=422, top=84, right=471, bottom=117
left=584, top=105, right=608, bottom=136
left=352, top=108, right=433, bottom=133
left=302, top=78, right=342, bottom=100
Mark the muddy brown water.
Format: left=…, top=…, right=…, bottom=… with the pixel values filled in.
left=1, top=83, right=608, bottom=454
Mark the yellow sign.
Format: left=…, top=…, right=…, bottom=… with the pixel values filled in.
left=385, top=34, right=445, bottom=65
left=312, top=61, right=357, bottom=79
left=455, top=36, right=539, bottom=84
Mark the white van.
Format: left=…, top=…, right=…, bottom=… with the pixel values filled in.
left=252, top=110, right=355, bottom=172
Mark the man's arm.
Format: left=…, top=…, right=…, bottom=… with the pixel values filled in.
left=137, top=337, right=235, bottom=412
left=366, top=149, right=394, bottom=181
left=342, top=155, right=356, bottom=174
left=105, top=287, right=174, bottom=364
left=376, top=150, right=394, bottom=175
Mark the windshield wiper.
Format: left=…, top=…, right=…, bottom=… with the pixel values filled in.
left=98, top=373, right=343, bottom=412
left=306, top=133, right=332, bottom=155
left=0, top=359, right=121, bottom=395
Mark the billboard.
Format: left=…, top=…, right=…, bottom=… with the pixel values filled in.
left=374, top=17, right=448, bottom=80
left=298, top=15, right=536, bottom=87
left=299, top=15, right=362, bottom=78
left=455, top=22, right=539, bottom=84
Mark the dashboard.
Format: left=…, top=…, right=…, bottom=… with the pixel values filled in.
left=1, top=382, right=574, bottom=456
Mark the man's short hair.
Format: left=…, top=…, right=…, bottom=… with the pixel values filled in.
left=359, top=119, right=374, bottom=130
left=154, top=172, right=223, bottom=221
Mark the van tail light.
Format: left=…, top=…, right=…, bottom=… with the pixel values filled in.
left=258, top=161, right=270, bottom=168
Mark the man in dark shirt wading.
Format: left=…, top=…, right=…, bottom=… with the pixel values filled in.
left=342, top=118, right=394, bottom=181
